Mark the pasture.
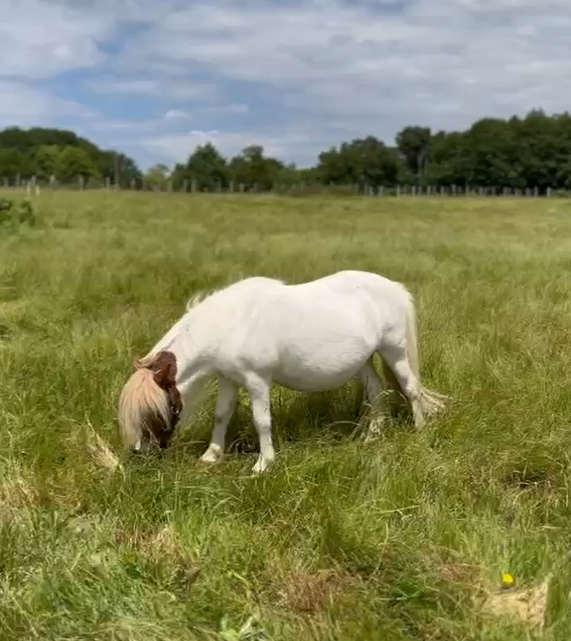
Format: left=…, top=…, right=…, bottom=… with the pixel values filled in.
left=1, top=191, right=571, bottom=639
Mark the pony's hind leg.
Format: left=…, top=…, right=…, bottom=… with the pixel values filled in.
left=359, top=358, right=385, bottom=441
left=200, top=376, right=237, bottom=463
left=245, top=373, right=275, bottom=475
left=378, top=344, right=425, bottom=428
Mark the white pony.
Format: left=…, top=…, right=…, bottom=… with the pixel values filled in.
left=118, top=270, right=447, bottom=474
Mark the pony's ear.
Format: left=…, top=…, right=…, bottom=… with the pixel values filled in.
left=150, top=351, right=177, bottom=389
left=132, top=358, right=144, bottom=372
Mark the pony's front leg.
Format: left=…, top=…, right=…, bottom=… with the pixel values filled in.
left=245, top=374, right=275, bottom=475
left=200, top=376, right=237, bottom=463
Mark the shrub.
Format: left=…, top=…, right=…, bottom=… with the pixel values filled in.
left=0, top=197, right=37, bottom=229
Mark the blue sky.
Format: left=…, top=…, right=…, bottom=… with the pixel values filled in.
left=1, top=0, right=570, bottom=170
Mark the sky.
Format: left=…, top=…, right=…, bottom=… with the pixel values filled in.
left=1, top=0, right=570, bottom=170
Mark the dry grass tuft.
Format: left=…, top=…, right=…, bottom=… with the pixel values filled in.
left=85, top=425, right=122, bottom=473
left=476, top=578, right=550, bottom=635
left=269, top=566, right=355, bottom=614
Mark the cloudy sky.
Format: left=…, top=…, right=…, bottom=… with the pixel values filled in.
left=1, top=0, right=569, bottom=169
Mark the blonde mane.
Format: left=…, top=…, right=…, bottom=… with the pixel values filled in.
left=117, top=368, right=169, bottom=448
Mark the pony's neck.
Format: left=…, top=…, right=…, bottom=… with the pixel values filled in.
left=149, top=310, right=213, bottom=397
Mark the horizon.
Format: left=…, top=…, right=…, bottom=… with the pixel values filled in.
left=1, top=0, right=569, bottom=171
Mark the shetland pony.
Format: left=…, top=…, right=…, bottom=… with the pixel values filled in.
left=118, top=270, right=447, bottom=474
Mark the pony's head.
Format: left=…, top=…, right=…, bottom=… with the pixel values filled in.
left=117, top=350, right=183, bottom=452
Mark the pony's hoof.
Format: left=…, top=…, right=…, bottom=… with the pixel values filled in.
left=251, top=462, right=265, bottom=475
left=200, top=445, right=223, bottom=463
left=251, top=455, right=273, bottom=475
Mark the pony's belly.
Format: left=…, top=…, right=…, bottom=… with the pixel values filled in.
left=272, top=361, right=364, bottom=392
left=271, top=326, right=377, bottom=393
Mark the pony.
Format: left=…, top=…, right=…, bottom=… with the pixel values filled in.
left=118, top=270, right=448, bottom=474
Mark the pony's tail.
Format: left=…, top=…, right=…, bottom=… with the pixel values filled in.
left=404, top=291, right=420, bottom=380
left=382, top=287, right=448, bottom=420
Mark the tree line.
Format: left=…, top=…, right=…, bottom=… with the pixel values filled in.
left=2, top=109, right=571, bottom=192
left=0, top=127, right=141, bottom=188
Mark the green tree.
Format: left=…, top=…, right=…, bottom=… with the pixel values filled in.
left=97, top=151, right=142, bottom=187
left=173, top=143, right=229, bottom=191
left=510, top=110, right=560, bottom=189
left=0, top=126, right=141, bottom=187
left=395, top=126, right=431, bottom=183
left=424, top=131, right=470, bottom=186
left=144, top=163, right=171, bottom=190
left=464, top=118, right=521, bottom=188
left=34, top=145, right=63, bottom=181
left=229, top=145, right=287, bottom=190
left=317, top=136, right=403, bottom=187
left=59, top=147, right=100, bottom=184
left=0, top=149, right=24, bottom=180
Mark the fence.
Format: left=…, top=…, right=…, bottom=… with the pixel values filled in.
left=1, top=175, right=570, bottom=198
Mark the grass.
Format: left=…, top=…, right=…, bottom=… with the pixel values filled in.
left=1, top=190, right=571, bottom=639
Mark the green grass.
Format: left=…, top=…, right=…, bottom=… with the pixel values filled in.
left=1, top=190, right=571, bottom=639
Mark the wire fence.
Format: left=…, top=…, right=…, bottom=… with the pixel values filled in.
left=1, top=175, right=570, bottom=198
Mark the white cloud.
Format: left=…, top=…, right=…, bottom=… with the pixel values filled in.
left=0, top=80, right=96, bottom=127
left=0, top=0, right=116, bottom=78
left=88, top=118, right=161, bottom=132
left=214, top=103, right=249, bottom=114
left=112, top=0, right=571, bottom=160
left=164, top=109, right=192, bottom=120
left=139, top=128, right=321, bottom=164
left=89, top=77, right=222, bottom=101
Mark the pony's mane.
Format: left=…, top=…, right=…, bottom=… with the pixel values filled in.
left=185, top=288, right=215, bottom=312
left=118, top=368, right=169, bottom=448
left=184, top=276, right=284, bottom=314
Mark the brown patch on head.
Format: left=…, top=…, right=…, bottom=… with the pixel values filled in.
left=144, top=350, right=182, bottom=447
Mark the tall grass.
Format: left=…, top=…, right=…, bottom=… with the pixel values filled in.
left=1, top=191, right=571, bottom=639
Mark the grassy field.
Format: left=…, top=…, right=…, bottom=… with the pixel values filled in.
left=1, top=191, right=571, bottom=640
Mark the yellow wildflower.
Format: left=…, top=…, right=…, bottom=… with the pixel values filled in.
left=502, top=573, right=515, bottom=589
